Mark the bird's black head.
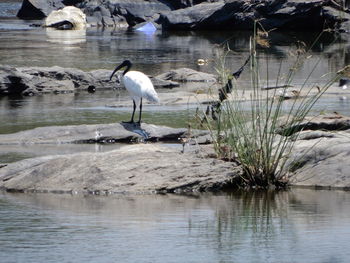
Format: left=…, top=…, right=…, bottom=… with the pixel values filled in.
left=110, top=60, right=133, bottom=81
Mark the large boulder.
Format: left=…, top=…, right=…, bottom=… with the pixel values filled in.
left=0, top=66, right=35, bottom=95
left=78, top=0, right=172, bottom=27
left=158, top=0, right=333, bottom=31
left=107, top=0, right=172, bottom=26
left=45, top=6, right=87, bottom=29
left=158, top=1, right=254, bottom=30
left=17, top=0, right=65, bottom=19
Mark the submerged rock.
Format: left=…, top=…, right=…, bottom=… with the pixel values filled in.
left=0, top=144, right=240, bottom=194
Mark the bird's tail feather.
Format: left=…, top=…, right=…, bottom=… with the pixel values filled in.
left=145, top=91, right=160, bottom=103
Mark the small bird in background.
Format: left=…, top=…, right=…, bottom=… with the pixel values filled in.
left=110, top=60, right=160, bottom=126
left=339, top=78, right=350, bottom=90
left=95, top=130, right=102, bottom=141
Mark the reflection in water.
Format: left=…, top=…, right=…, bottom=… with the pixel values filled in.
left=0, top=189, right=350, bottom=263
left=46, top=27, right=86, bottom=45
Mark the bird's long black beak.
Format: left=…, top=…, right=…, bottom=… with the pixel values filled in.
left=110, top=64, right=123, bottom=81
left=109, top=60, right=132, bottom=81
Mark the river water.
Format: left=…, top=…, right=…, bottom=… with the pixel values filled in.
left=1, top=189, right=350, bottom=263
left=1, top=2, right=350, bottom=262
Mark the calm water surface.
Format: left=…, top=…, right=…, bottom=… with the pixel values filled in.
left=1, top=189, right=350, bottom=263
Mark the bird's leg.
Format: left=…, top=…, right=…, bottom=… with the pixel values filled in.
left=123, top=100, right=136, bottom=124
left=130, top=100, right=136, bottom=123
left=137, top=98, right=143, bottom=125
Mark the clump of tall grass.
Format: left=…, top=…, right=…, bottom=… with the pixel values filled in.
left=200, top=27, right=339, bottom=189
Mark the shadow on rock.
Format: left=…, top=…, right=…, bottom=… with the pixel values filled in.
left=121, top=122, right=150, bottom=141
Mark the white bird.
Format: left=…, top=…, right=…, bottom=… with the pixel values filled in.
left=110, top=60, right=159, bottom=125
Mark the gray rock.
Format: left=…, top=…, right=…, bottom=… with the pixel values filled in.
left=278, top=113, right=350, bottom=136
left=0, top=65, right=184, bottom=96
left=322, top=6, right=350, bottom=33
left=158, top=0, right=350, bottom=31
left=288, top=130, right=350, bottom=189
left=158, top=1, right=255, bottom=30
left=150, top=76, right=180, bottom=89
left=17, top=0, right=64, bottom=19
left=0, top=65, right=35, bottom=95
left=107, top=0, right=172, bottom=26
left=156, top=68, right=216, bottom=83
left=0, top=144, right=241, bottom=194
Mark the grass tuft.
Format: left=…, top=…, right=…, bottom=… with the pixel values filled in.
left=199, top=26, right=340, bottom=189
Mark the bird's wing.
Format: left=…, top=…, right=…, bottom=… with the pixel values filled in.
left=124, top=71, right=159, bottom=103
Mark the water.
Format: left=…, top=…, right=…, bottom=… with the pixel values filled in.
left=1, top=189, right=350, bottom=263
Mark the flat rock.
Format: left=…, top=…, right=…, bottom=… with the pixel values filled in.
left=288, top=129, right=350, bottom=189
left=0, top=144, right=240, bottom=194
left=0, top=123, right=198, bottom=145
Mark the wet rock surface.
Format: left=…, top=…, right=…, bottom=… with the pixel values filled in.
left=0, top=123, right=201, bottom=145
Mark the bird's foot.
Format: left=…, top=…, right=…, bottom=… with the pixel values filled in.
left=122, top=121, right=141, bottom=128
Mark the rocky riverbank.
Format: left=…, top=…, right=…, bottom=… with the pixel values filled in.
left=0, top=65, right=216, bottom=96
left=1, top=113, right=350, bottom=194
left=16, top=0, right=350, bottom=33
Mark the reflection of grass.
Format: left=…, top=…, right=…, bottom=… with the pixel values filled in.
left=199, top=26, right=338, bottom=189
left=218, top=190, right=289, bottom=235
left=187, top=190, right=293, bottom=254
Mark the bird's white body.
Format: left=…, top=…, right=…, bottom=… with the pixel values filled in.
left=122, top=71, right=159, bottom=104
